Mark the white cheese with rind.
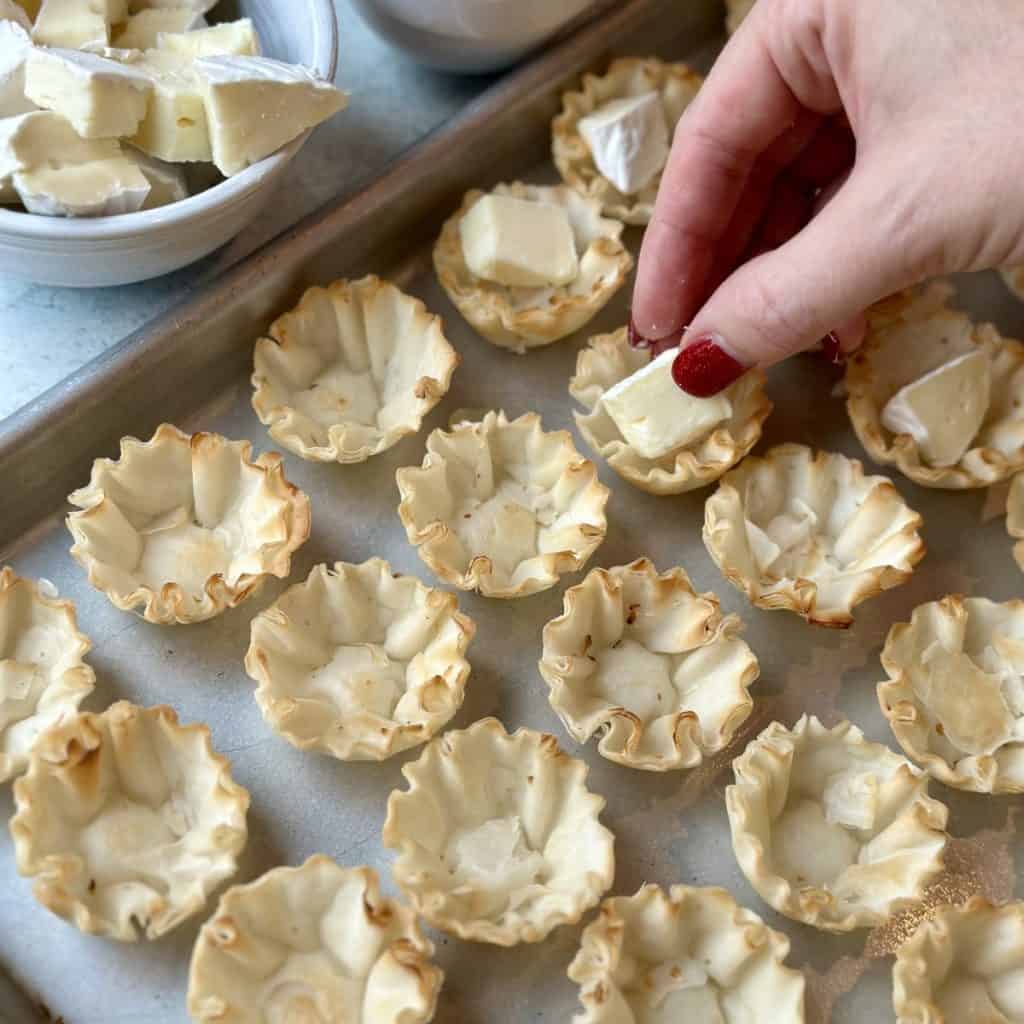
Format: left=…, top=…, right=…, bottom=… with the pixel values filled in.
left=157, top=18, right=260, bottom=58
left=124, top=145, right=186, bottom=208
left=14, top=154, right=150, bottom=216
left=880, top=350, right=991, bottom=467
left=113, top=7, right=202, bottom=49
left=0, top=109, right=115, bottom=179
left=578, top=90, right=669, bottom=196
left=32, top=0, right=127, bottom=49
left=195, top=55, right=347, bottom=176
left=600, top=347, right=733, bottom=459
left=0, top=20, right=35, bottom=118
left=129, top=49, right=210, bottom=162
left=25, top=47, right=152, bottom=138
left=458, top=192, right=579, bottom=288
left=0, top=0, right=30, bottom=30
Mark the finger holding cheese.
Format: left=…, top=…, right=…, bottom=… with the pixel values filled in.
left=195, top=55, right=347, bottom=177
left=0, top=21, right=36, bottom=118
left=880, top=350, right=991, bottom=467
left=113, top=7, right=203, bottom=49
left=129, top=50, right=210, bottom=163
left=601, top=347, right=732, bottom=460
left=25, top=48, right=152, bottom=139
left=14, top=154, right=150, bottom=216
left=459, top=193, right=579, bottom=288
left=577, top=91, right=669, bottom=196
left=157, top=18, right=260, bottom=59
left=32, top=0, right=127, bottom=49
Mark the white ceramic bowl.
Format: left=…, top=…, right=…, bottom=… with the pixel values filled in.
left=350, top=0, right=595, bottom=73
left=0, top=0, right=338, bottom=288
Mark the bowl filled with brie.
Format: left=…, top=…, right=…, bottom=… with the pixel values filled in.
left=0, top=0, right=341, bottom=286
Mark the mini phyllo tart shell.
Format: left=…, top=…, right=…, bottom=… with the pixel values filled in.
left=570, top=327, right=772, bottom=494
left=382, top=717, right=614, bottom=947
left=703, top=444, right=925, bottom=627
left=552, top=57, right=702, bottom=225
left=245, top=559, right=475, bottom=762
left=569, top=884, right=805, bottom=1023
left=846, top=282, right=1024, bottom=489
left=893, top=896, right=1024, bottom=1024
left=539, top=559, right=759, bottom=771
left=433, top=182, right=631, bottom=353
left=396, top=410, right=609, bottom=599
left=67, top=423, right=311, bottom=625
left=1007, top=473, right=1024, bottom=572
left=879, top=595, right=1024, bottom=794
left=11, top=701, right=249, bottom=941
left=1004, top=265, right=1024, bottom=301
left=188, top=856, right=442, bottom=1024
left=0, top=569, right=95, bottom=782
left=251, top=275, right=459, bottom=464
left=726, top=715, right=948, bottom=933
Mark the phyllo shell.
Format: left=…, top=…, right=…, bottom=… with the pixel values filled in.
left=0, top=569, right=94, bottom=782
left=67, top=423, right=311, bottom=625
left=251, top=276, right=459, bottom=464
left=1007, top=473, right=1024, bottom=572
left=433, top=182, right=632, bottom=353
left=245, top=559, right=475, bottom=762
left=569, top=884, right=805, bottom=1023
left=10, top=701, right=249, bottom=941
left=570, top=327, right=772, bottom=494
left=396, top=410, right=609, bottom=599
left=893, top=896, right=1024, bottom=1024
left=382, top=717, right=615, bottom=946
left=879, top=595, right=1024, bottom=794
left=552, top=58, right=702, bottom=225
left=539, top=559, right=759, bottom=771
left=726, top=715, right=949, bottom=932
left=1004, top=265, right=1024, bottom=301
left=188, top=856, right=442, bottom=1024
left=846, top=282, right=1024, bottom=488
left=703, top=443, right=925, bottom=627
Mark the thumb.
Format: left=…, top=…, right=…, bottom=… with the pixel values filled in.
left=671, top=168, right=920, bottom=397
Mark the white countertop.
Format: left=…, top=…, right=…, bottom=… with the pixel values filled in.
left=0, top=0, right=491, bottom=421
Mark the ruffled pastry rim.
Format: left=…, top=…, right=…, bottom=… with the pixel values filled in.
left=244, top=558, right=476, bottom=761
left=396, top=410, right=609, bottom=599
left=432, top=181, right=632, bottom=352
left=568, top=883, right=805, bottom=1023
left=66, top=423, right=311, bottom=625
left=539, top=558, right=759, bottom=771
left=1007, top=473, right=1024, bottom=573
left=381, top=716, right=615, bottom=946
left=703, top=443, right=926, bottom=628
left=846, top=283, right=1024, bottom=489
left=10, top=701, right=250, bottom=941
left=0, top=568, right=96, bottom=783
left=251, top=275, right=459, bottom=464
left=570, top=328, right=773, bottom=494
left=878, top=593, right=1024, bottom=794
left=551, top=57, right=703, bottom=225
left=892, top=895, right=1024, bottom=1024
left=726, top=715, right=949, bottom=932
left=187, top=855, right=443, bottom=1023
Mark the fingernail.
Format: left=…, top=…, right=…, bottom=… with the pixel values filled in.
left=820, top=331, right=846, bottom=365
left=671, top=336, right=747, bottom=398
left=627, top=315, right=652, bottom=349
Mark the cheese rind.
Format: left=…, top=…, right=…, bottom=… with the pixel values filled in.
left=880, top=350, right=991, bottom=467
left=14, top=155, right=150, bottom=216
left=578, top=90, right=669, bottom=195
left=0, top=20, right=35, bottom=118
left=112, top=7, right=202, bottom=49
left=458, top=193, right=579, bottom=288
left=157, top=19, right=260, bottom=58
left=129, top=50, right=210, bottom=162
left=25, top=47, right=152, bottom=138
left=124, top=145, right=186, bottom=208
left=32, top=0, right=127, bottom=49
left=195, top=55, right=347, bottom=176
left=600, top=347, right=732, bottom=459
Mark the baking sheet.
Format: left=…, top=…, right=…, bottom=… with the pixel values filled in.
left=1, top=4, right=1023, bottom=1021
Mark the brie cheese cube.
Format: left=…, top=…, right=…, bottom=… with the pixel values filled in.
left=129, top=50, right=210, bottom=162
left=880, top=350, right=991, bottom=467
left=25, top=47, right=152, bottom=138
left=113, top=7, right=203, bottom=49
left=0, top=0, right=30, bottom=30
left=0, top=20, right=35, bottom=118
left=600, top=347, right=733, bottom=459
left=124, top=145, right=185, bottom=208
left=158, top=19, right=260, bottom=59
left=578, top=90, right=669, bottom=196
left=195, top=55, right=347, bottom=176
left=32, top=0, right=127, bottom=49
left=459, top=193, right=579, bottom=288
left=0, top=109, right=114, bottom=180
left=14, top=153, right=150, bottom=216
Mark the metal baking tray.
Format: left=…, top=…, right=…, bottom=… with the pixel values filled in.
left=2, top=1, right=1023, bottom=1019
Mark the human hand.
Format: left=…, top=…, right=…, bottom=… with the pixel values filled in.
left=630, top=0, right=1024, bottom=396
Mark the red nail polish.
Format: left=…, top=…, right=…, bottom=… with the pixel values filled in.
left=671, top=337, right=746, bottom=398
left=628, top=316, right=652, bottom=349
left=820, top=331, right=846, bottom=365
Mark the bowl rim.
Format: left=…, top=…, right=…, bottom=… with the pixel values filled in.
left=0, top=0, right=340, bottom=242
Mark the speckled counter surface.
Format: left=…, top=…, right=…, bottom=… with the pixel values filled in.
left=0, top=0, right=491, bottom=422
